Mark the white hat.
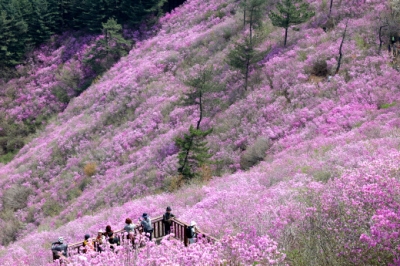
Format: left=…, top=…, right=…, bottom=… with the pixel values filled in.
left=190, top=221, right=196, bottom=227
left=98, top=229, right=104, bottom=233
left=58, top=237, right=64, bottom=243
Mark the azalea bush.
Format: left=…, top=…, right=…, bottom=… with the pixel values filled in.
left=1, top=0, right=400, bottom=265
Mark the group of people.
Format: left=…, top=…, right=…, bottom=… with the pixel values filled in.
left=51, top=206, right=198, bottom=261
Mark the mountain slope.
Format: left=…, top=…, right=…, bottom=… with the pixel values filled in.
left=1, top=0, right=400, bottom=264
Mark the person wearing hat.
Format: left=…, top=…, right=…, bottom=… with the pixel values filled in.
left=95, top=229, right=105, bottom=252
left=82, top=234, right=94, bottom=253
left=188, top=221, right=198, bottom=244
left=140, top=213, right=153, bottom=240
left=162, top=206, right=175, bottom=235
left=51, top=236, right=68, bottom=261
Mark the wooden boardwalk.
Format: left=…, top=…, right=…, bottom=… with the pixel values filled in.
left=64, top=215, right=218, bottom=258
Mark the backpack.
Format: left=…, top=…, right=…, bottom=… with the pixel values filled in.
left=186, top=226, right=194, bottom=238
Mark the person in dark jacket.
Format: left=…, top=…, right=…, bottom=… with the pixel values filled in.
left=140, top=213, right=153, bottom=241
left=162, top=206, right=175, bottom=235
left=105, top=225, right=120, bottom=250
left=51, top=236, right=68, bottom=261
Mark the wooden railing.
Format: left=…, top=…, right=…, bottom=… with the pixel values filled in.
left=63, top=215, right=217, bottom=258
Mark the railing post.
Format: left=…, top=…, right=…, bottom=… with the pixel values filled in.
left=184, top=225, right=188, bottom=247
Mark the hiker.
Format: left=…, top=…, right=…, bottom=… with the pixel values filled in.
left=162, top=206, right=175, bottom=235
left=140, top=213, right=154, bottom=241
left=82, top=234, right=94, bottom=253
left=51, top=237, right=68, bottom=261
left=186, top=221, right=198, bottom=244
left=124, top=218, right=136, bottom=240
left=395, top=40, right=400, bottom=58
left=394, top=42, right=398, bottom=57
left=95, top=229, right=105, bottom=252
left=105, top=225, right=120, bottom=250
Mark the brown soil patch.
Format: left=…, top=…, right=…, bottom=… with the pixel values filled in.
left=308, top=74, right=325, bottom=84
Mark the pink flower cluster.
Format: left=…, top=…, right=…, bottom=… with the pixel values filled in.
left=1, top=0, right=400, bottom=264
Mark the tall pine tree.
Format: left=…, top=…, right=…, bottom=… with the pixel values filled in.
left=227, top=35, right=269, bottom=91
left=28, top=0, right=56, bottom=45
left=269, top=0, right=314, bottom=46
left=240, top=0, right=267, bottom=42
left=121, top=0, right=165, bottom=26
left=83, top=18, right=131, bottom=76
left=0, top=2, right=29, bottom=66
left=175, top=68, right=218, bottom=180
left=73, top=0, right=107, bottom=32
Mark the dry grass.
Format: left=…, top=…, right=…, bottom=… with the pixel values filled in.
left=83, top=162, right=97, bottom=177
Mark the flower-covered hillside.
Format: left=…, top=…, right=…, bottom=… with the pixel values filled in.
left=2, top=0, right=400, bottom=264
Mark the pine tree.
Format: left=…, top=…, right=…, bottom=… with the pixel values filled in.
left=83, top=18, right=131, bottom=76
left=0, top=2, right=29, bottom=66
left=175, top=68, right=219, bottom=180
left=227, top=36, right=269, bottom=91
left=73, top=0, right=107, bottom=32
left=175, top=126, right=212, bottom=179
left=269, top=0, right=314, bottom=46
left=47, top=0, right=72, bottom=30
left=120, top=0, right=165, bottom=26
left=240, top=0, right=267, bottom=42
left=28, top=0, right=56, bottom=45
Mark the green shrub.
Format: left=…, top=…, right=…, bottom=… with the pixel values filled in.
left=313, top=170, right=332, bottom=182
left=240, top=137, right=271, bottom=170
left=67, top=187, right=82, bottom=201
left=379, top=102, right=396, bottom=109
left=42, top=198, right=62, bottom=217
left=310, top=59, right=329, bottom=77
left=0, top=209, right=22, bottom=246
left=2, top=185, right=32, bottom=211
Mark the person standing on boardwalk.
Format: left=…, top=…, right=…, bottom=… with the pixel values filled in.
left=51, top=236, right=68, bottom=261
left=187, top=221, right=198, bottom=244
left=82, top=234, right=94, bottom=253
left=124, top=218, right=136, bottom=242
left=162, top=206, right=175, bottom=235
left=95, top=230, right=105, bottom=252
left=140, top=213, right=153, bottom=241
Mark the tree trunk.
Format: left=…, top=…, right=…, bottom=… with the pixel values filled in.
left=284, top=13, right=289, bottom=46
left=249, top=6, right=254, bottom=44
left=244, top=58, right=250, bottom=91
left=329, top=0, right=333, bottom=17
left=196, top=91, right=203, bottom=130
left=284, top=27, right=288, bottom=46
left=335, top=21, right=348, bottom=75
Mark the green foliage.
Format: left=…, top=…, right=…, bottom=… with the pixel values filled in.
left=379, top=102, right=396, bottom=109
left=0, top=6, right=29, bottom=66
left=240, top=137, right=271, bottom=170
left=0, top=0, right=165, bottom=66
left=269, top=0, right=315, bottom=46
left=183, top=67, right=224, bottom=111
left=42, top=198, right=62, bottom=217
left=227, top=36, right=269, bottom=90
left=175, top=67, right=219, bottom=180
left=0, top=209, right=22, bottom=246
left=0, top=151, right=16, bottom=164
left=2, top=185, right=32, bottom=211
left=175, top=125, right=213, bottom=179
left=0, top=115, right=34, bottom=158
left=73, top=0, right=107, bottom=32
left=83, top=18, right=131, bottom=75
left=120, top=0, right=166, bottom=26
left=240, top=0, right=268, bottom=33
